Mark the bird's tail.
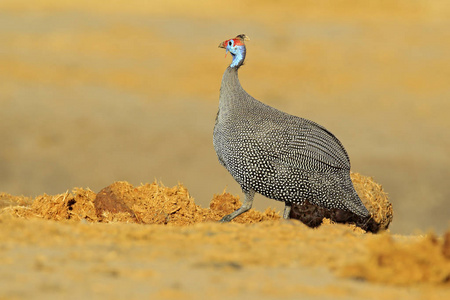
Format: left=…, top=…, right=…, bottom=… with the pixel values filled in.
left=344, top=186, right=370, bottom=218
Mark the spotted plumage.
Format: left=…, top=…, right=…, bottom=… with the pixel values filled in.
left=214, top=34, right=370, bottom=222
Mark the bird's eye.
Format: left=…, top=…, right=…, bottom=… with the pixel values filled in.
left=228, top=41, right=232, bottom=46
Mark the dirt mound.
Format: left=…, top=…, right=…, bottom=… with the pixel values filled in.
left=1, top=173, right=390, bottom=230
left=2, top=181, right=280, bottom=225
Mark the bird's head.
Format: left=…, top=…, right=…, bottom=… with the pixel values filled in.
left=218, top=34, right=250, bottom=68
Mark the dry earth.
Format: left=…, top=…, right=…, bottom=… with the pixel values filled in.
left=0, top=177, right=449, bottom=299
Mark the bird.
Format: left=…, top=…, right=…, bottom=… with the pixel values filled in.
left=213, top=34, right=370, bottom=222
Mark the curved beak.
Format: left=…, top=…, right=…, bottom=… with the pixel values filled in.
left=218, top=40, right=228, bottom=57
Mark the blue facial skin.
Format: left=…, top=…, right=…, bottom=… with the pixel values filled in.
left=226, top=39, right=246, bottom=68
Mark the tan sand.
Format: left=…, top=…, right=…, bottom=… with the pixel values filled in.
left=1, top=175, right=449, bottom=299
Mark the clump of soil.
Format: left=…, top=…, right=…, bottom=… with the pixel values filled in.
left=352, top=172, right=393, bottom=228
left=94, top=181, right=206, bottom=225
left=290, top=172, right=393, bottom=233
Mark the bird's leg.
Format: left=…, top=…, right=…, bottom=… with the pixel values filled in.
left=219, top=189, right=255, bottom=222
left=283, top=202, right=292, bottom=219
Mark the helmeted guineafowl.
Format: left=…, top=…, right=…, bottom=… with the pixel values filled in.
left=213, top=34, right=370, bottom=222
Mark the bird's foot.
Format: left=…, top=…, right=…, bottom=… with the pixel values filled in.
left=219, top=214, right=233, bottom=223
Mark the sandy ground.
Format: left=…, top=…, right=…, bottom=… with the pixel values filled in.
left=0, top=1, right=449, bottom=299
left=0, top=180, right=449, bottom=299
left=0, top=216, right=448, bottom=300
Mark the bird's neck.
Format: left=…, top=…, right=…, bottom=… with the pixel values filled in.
left=230, top=46, right=246, bottom=68
left=221, top=66, right=240, bottom=87
left=218, top=66, right=249, bottom=116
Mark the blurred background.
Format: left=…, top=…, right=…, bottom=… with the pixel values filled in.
left=0, top=0, right=448, bottom=234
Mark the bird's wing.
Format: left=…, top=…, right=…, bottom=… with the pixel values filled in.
left=263, top=118, right=351, bottom=171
